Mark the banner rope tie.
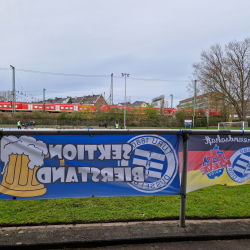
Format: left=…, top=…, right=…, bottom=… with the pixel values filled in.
left=179, top=129, right=183, bottom=136
left=180, top=193, right=187, bottom=198
left=86, top=125, right=93, bottom=137
left=241, top=126, right=244, bottom=135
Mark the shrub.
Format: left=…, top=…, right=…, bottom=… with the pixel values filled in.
left=175, top=110, right=188, bottom=126
left=129, top=122, right=137, bottom=127
left=60, top=111, right=68, bottom=119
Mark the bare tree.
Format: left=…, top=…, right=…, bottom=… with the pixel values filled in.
left=0, top=90, right=12, bottom=101
left=186, top=79, right=201, bottom=97
left=193, top=37, right=250, bottom=121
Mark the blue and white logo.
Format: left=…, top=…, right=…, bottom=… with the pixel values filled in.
left=227, top=147, right=250, bottom=183
left=119, top=135, right=178, bottom=193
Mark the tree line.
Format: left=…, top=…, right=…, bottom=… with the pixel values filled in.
left=0, top=107, right=226, bottom=128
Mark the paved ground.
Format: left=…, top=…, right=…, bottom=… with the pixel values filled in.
left=0, top=219, right=250, bottom=249
left=48, top=239, right=250, bottom=250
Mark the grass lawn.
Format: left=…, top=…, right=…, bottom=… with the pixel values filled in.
left=0, top=185, right=249, bottom=226
left=171, top=127, right=217, bottom=130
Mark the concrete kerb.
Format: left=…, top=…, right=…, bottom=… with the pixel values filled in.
left=0, top=219, right=250, bottom=249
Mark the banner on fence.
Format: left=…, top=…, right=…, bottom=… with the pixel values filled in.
left=0, top=134, right=180, bottom=200
left=184, top=134, right=250, bottom=192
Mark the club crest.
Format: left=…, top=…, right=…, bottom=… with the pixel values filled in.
left=119, top=135, right=178, bottom=193
left=227, top=147, right=250, bottom=183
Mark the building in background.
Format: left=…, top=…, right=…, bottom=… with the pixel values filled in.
left=73, top=94, right=107, bottom=108
left=132, top=101, right=147, bottom=107
left=43, top=94, right=107, bottom=108
left=44, top=96, right=71, bottom=104
left=117, top=102, right=131, bottom=107
left=177, top=93, right=220, bottom=111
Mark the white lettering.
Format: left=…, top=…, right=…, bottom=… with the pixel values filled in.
left=123, top=144, right=132, bottom=160
left=78, top=167, right=91, bottom=182
left=49, top=144, right=62, bottom=159
left=132, top=167, right=145, bottom=182
left=77, top=145, right=85, bottom=160
left=101, top=168, right=114, bottom=182
left=97, top=144, right=111, bottom=160
left=52, top=167, right=65, bottom=183
left=114, top=168, right=124, bottom=181
left=65, top=167, right=79, bottom=183
left=63, top=144, right=77, bottom=161
left=112, top=144, right=122, bottom=159
left=37, top=166, right=144, bottom=184
left=85, top=145, right=98, bottom=160
left=36, top=167, right=52, bottom=184
left=203, top=135, right=250, bottom=145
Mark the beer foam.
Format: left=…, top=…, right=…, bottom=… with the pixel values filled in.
left=1, top=135, right=48, bottom=174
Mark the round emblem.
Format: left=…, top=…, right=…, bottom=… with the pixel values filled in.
left=227, top=147, right=250, bottom=183
left=119, top=135, right=178, bottom=193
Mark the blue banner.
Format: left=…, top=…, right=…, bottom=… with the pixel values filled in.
left=0, top=134, right=180, bottom=200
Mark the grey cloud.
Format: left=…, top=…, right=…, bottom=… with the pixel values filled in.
left=1, top=0, right=250, bottom=107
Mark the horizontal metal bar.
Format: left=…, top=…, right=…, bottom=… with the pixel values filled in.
left=0, top=129, right=182, bottom=136
left=0, top=129, right=249, bottom=136
left=182, top=129, right=250, bottom=135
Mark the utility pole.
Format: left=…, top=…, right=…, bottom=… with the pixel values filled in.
left=193, top=80, right=197, bottom=127
left=110, top=73, right=113, bottom=107
left=170, top=94, right=173, bottom=109
left=43, top=88, right=45, bottom=111
left=207, top=86, right=213, bottom=129
left=206, top=109, right=209, bottom=129
left=152, top=95, right=165, bottom=115
left=10, top=65, right=15, bottom=114
left=121, top=73, right=129, bottom=128
left=161, top=96, right=164, bottom=115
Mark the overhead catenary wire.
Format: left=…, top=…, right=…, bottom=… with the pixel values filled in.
left=0, top=68, right=190, bottom=83
left=129, top=77, right=189, bottom=82
left=0, top=68, right=11, bottom=70
left=15, top=71, right=42, bottom=102
left=0, top=67, right=190, bottom=104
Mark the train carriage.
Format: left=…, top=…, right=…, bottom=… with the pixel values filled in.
left=0, top=101, right=220, bottom=117
left=0, top=102, right=96, bottom=113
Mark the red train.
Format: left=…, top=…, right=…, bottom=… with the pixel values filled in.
left=0, top=102, right=221, bottom=116
left=0, top=102, right=95, bottom=112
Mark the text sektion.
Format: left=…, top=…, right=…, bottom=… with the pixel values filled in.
left=48, top=143, right=132, bottom=161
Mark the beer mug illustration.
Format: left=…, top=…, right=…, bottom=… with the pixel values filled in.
left=0, top=135, right=48, bottom=197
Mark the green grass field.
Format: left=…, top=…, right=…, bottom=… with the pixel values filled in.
left=0, top=185, right=249, bottom=226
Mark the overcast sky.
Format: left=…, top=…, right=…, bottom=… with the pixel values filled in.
left=1, top=0, right=250, bottom=107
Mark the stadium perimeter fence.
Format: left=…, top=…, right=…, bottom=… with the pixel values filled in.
left=0, top=129, right=249, bottom=228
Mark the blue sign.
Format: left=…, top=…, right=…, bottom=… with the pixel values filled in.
left=0, top=134, right=180, bottom=200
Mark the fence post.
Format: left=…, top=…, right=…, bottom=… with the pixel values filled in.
left=0, top=130, right=2, bottom=164
left=179, top=131, right=189, bottom=227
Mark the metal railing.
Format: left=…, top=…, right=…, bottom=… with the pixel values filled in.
left=0, top=128, right=249, bottom=227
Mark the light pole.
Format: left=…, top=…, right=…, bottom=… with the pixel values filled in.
left=193, top=80, right=197, bottom=127
left=43, top=88, right=46, bottom=111
left=121, top=73, right=129, bottom=128
left=10, top=65, right=15, bottom=114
